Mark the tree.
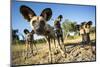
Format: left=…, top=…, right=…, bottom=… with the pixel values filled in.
left=62, top=19, right=77, bottom=35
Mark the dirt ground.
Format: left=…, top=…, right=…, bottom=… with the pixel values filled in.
left=11, top=33, right=96, bottom=66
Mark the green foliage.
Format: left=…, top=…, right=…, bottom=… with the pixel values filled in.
left=67, top=35, right=79, bottom=40
left=62, top=19, right=77, bottom=35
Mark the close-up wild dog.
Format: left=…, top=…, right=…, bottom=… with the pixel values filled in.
left=20, top=5, right=66, bottom=63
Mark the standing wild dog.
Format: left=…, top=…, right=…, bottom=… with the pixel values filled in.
left=23, top=29, right=38, bottom=59
left=80, top=22, right=87, bottom=44
left=76, top=21, right=92, bottom=44
left=76, top=24, right=85, bottom=44
left=20, top=5, right=66, bottom=63
left=54, top=15, right=66, bottom=56
left=82, top=21, right=92, bottom=44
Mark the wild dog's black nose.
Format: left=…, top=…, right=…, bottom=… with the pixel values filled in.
left=40, top=20, right=45, bottom=27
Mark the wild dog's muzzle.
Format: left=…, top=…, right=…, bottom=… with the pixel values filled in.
left=34, top=22, right=45, bottom=35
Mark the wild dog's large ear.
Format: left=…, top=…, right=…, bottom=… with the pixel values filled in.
left=40, top=8, right=52, bottom=21
left=20, top=5, right=36, bottom=22
left=31, top=30, right=35, bottom=34
left=23, top=29, right=29, bottom=34
left=58, top=15, right=63, bottom=19
left=87, top=21, right=93, bottom=25
left=81, top=22, right=86, bottom=26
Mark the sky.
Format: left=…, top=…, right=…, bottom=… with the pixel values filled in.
left=11, top=1, right=96, bottom=40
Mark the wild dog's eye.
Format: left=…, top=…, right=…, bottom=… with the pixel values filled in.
left=32, top=20, right=36, bottom=23
left=40, top=20, right=44, bottom=22
left=32, top=20, right=36, bottom=25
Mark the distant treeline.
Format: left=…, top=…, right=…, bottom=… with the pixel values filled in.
left=12, top=38, right=46, bottom=45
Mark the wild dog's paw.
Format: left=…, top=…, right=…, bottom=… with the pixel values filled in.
left=54, top=49, right=60, bottom=55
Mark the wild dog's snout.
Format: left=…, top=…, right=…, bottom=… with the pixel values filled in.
left=33, top=20, right=45, bottom=30
left=33, top=21, right=45, bottom=34
left=40, top=20, right=45, bottom=27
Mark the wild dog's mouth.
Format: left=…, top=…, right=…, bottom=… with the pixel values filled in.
left=34, top=28, right=45, bottom=35
left=44, top=30, right=50, bottom=35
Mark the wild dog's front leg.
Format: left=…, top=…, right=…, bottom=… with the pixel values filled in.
left=47, top=37, right=53, bottom=63
left=61, top=43, right=67, bottom=58
left=24, top=43, right=29, bottom=60
left=29, top=42, right=34, bottom=55
left=57, top=37, right=66, bottom=58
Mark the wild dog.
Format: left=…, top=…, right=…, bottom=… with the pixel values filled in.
left=54, top=15, right=66, bottom=57
left=82, top=21, right=92, bottom=44
left=23, top=29, right=38, bottom=59
left=76, top=23, right=86, bottom=44
left=76, top=21, right=92, bottom=44
left=20, top=5, right=66, bottom=63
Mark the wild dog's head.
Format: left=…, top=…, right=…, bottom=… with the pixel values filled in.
left=23, top=29, right=34, bottom=35
left=76, top=21, right=93, bottom=31
left=86, top=21, right=92, bottom=28
left=81, top=21, right=92, bottom=29
left=57, top=15, right=63, bottom=21
left=20, top=5, right=52, bottom=35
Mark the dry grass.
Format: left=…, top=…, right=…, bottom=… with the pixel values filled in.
left=11, top=33, right=96, bottom=65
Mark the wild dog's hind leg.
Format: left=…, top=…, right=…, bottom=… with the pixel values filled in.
left=24, top=43, right=29, bottom=60
left=53, top=38, right=58, bottom=54
left=54, top=38, right=56, bottom=48
left=61, top=35, right=66, bottom=58
left=33, top=41, right=38, bottom=55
